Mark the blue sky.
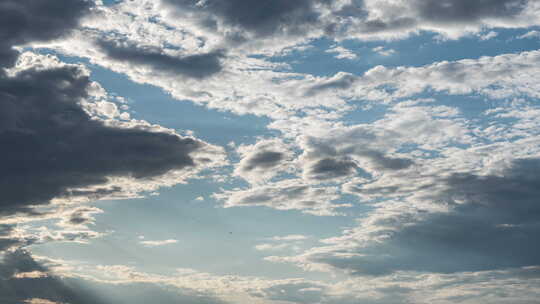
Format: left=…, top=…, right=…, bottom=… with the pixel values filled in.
left=2, top=1, right=540, bottom=303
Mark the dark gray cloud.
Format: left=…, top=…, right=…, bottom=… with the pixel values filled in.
left=306, top=158, right=358, bottom=180
left=162, top=0, right=330, bottom=38
left=415, top=0, right=527, bottom=23
left=63, top=207, right=102, bottom=226
left=0, top=0, right=92, bottom=68
left=301, top=134, right=412, bottom=181
left=240, top=151, right=286, bottom=172
left=0, top=250, right=107, bottom=304
left=316, top=158, right=540, bottom=275
left=0, top=225, right=22, bottom=252
left=97, top=39, right=225, bottom=79
left=304, top=73, right=357, bottom=97
left=359, top=151, right=414, bottom=171
left=0, top=64, right=210, bottom=215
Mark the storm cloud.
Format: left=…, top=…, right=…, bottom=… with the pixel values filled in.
left=161, top=0, right=330, bottom=38
left=415, top=0, right=527, bottom=23
left=0, top=0, right=92, bottom=68
left=0, top=64, right=217, bottom=215
left=97, top=39, right=225, bottom=79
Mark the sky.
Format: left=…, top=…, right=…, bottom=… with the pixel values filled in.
left=1, top=0, right=540, bottom=303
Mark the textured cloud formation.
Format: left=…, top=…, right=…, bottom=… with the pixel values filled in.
left=159, top=0, right=539, bottom=46
left=309, top=158, right=540, bottom=275
left=214, top=179, right=345, bottom=216
left=97, top=39, right=225, bottom=79
left=161, top=0, right=329, bottom=40
left=414, top=0, right=526, bottom=23
left=0, top=0, right=92, bottom=68
left=299, top=130, right=413, bottom=181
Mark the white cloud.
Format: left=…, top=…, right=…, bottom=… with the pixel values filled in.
left=140, top=239, right=178, bottom=247
left=518, top=30, right=540, bottom=39
left=325, top=46, right=358, bottom=60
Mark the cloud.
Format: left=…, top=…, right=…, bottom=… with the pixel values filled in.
left=302, top=49, right=540, bottom=105
left=0, top=251, right=228, bottom=304
left=234, top=139, right=292, bottom=184
left=140, top=239, right=178, bottom=247
left=270, top=235, right=309, bottom=241
left=0, top=0, right=92, bottom=68
left=298, top=129, right=414, bottom=182
left=0, top=250, right=107, bottom=304
left=325, top=46, right=358, bottom=60
left=0, top=57, right=224, bottom=216
left=304, top=157, right=359, bottom=181
left=160, top=0, right=329, bottom=40
left=414, top=0, right=526, bottom=23
left=57, top=207, right=104, bottom=228
left=307, top=158, right=540, bottom=275
left=214, top=179, right=346, bottom=216
left=96, top=39, right=225, bottom=79
left=518, top=30, right=540, bottom=39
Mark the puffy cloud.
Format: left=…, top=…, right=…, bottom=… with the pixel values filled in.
left=302, top=49, right=540, bottom=102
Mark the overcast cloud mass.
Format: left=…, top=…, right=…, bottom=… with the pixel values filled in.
left=1, top=0, right=540, bottom=303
